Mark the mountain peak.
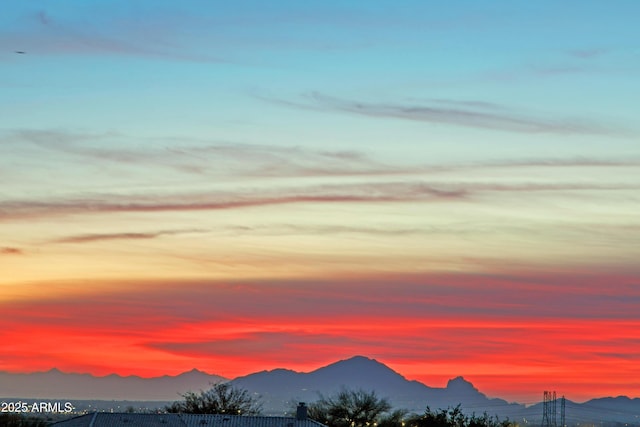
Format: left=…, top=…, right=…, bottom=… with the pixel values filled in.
left=305, top=355, right=419, bottom=393
left=315, top=355, right=395, bottom=375
left=339, top=355, right=380, bottom=365
left=175, top=368, right=225, bottom=381
left=446, top=376, right=477, bottom=391
left=348, top=355, right=376, bottom=361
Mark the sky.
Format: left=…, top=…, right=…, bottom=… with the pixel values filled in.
left=1, top=0, right=639, bottom=404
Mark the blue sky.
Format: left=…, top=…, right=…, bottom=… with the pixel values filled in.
left=3, top=1, right=638, bottom=139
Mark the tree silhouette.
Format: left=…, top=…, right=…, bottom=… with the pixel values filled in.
left=165, top=382, right=262, bottom=415
left=308, top=388, right=392, bottom=427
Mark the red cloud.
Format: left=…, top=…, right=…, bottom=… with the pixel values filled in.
left=2, top=270, right=640, bottom=402
left=1, top=247, right=23, bottom=255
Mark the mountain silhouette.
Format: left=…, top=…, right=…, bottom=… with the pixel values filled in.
left=231, top=356, right=515, bottom=414
left=2, top=356, right=640, bottom=423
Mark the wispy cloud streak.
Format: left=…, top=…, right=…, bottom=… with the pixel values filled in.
left=5, top=130, right=639, bottom=185
left=568, top=48, right=610, bottom=59
left=50, top=229, right=207, bottom=244
left=264, top=92, right=621, bottom=135
left=0, top=182, right=466, bottom=221
left=7, top=129, right=405, bottom=178
left=2, top=180, right=638, bottom=221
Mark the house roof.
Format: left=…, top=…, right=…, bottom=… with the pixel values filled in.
left=51, top=413, right=327, bottom=427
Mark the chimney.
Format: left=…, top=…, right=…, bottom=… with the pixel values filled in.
left=296, top=402, right=307, bottom=421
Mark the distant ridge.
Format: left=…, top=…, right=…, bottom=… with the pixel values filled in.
left=0, top=368, right=226, bottom=400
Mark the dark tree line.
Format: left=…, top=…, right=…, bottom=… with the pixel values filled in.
left=305, top=389, right=514, bottom=427
left=406, top=405, right=514, bottom=427
left=0, top=413, right=49, bottom=427
left=166, top=383, right=514, bottom=427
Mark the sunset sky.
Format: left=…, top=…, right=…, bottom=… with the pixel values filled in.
left=1, top=1, right=640, bottom=404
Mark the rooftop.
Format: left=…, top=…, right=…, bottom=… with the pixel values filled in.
left=52, top=413, right=327, bottom=427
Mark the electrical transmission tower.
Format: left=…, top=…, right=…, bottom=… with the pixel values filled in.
left=542, top=391, right=566, bottom=427
left=542, top=391, right=556, bottom=427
